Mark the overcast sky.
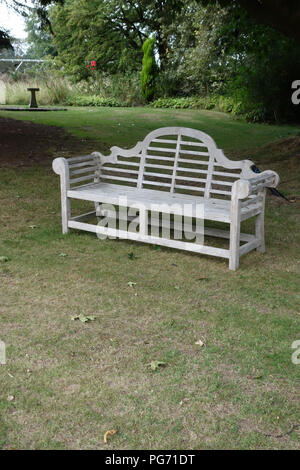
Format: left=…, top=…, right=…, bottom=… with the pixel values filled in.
left=0, top=3, right=27, bottom=39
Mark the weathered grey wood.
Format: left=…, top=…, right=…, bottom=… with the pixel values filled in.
left=255, top=188, right=266, bottom=253
left=97, top=207, right=255, bottom=243
left=53, top=127, right=279, bottom=269
left=239, top=239, right=260, bottom=257
left=68, top=220, right=230, bottom=258
left=70, top=211, right=96, bottom=222
left=52, top=157, right=70, bottom=234
left=229, top=181, right=242, bottom=270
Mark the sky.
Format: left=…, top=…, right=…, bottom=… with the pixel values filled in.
left=0, top=2, right=28, bottom=39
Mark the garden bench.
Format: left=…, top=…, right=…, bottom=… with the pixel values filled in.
left=52, top=127, right=279, bottom=270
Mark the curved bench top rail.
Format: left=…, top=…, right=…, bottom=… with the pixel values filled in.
left=62, top=127, right=255, bottom=198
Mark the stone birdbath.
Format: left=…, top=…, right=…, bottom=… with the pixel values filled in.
left=27, top=87, right=40, bottom=108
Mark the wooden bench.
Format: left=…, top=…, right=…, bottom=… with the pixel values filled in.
left=52, top=127, right=279, bottom=270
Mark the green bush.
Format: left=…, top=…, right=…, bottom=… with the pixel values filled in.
left=151, top=97, right=210, bottom=109
left=150, top=95, right=265, bottom=121
left=76, top=72, right=143, bottom=106
left=65, top=95, right=127, bottom=107
left=141, top=37, right=157, bottom=102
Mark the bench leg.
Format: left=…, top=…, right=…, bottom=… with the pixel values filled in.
left=229, top=204, right=241, bottom=271
left=256, top=190, right=266, bottom=253
left=61, top=194, right=70, bottom=234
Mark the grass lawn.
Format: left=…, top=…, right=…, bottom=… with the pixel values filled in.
left=0, top=107, right=299, bottom=450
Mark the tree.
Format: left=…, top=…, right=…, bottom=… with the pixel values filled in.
left=49, top=0, right=185, bottom=79
left=141, top=36, right=157, bottom=101
left=25, top=10, right=57, bottom=58
left=199, top=0, right=300, bottom=44
left=0, top=30, right=12, bottom=50
left=0, top=0, right=63, bottom=50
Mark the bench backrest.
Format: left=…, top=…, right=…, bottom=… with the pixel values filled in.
left=96, top=127, right=252, bottom=199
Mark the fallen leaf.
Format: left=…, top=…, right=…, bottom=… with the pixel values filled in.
left=147, top=360, right=166, bottom=371
left=198, top=277, right=207, bottom=281
left=71, top=314, right=96, bottom=323
left=127, top=281, right=136, bottom=287
left=104, top=429, right=118, bottom=443
left=195, top=339, right=205, bottom=347
left=7, top=395, right=14, bottom=402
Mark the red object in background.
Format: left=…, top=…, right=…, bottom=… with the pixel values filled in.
left=86, top=60, right=96, bottom=71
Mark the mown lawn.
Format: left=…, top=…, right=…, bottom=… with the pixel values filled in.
left=0, top=107, right=299, bottom=450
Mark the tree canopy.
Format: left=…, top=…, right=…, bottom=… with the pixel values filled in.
left=199, top=0, right=300, bottom=44
left=1, top=0, right=299, bottom=122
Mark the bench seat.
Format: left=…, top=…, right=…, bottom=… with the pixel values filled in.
left=68, top=182, right=262, bottom=223
left=53, top=127, right=279, bottom=270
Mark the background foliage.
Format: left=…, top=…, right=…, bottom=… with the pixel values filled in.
left=1, top=0, right=300, bottom=122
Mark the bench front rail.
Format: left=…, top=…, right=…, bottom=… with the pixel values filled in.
left=52, top=127, right=279, bottom=270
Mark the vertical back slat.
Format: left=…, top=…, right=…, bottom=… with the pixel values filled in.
left=170, top=131, right=182, bottom=193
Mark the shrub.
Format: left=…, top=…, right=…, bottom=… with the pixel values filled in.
left=65, top=95, right=126, bottom=107
left=150, top=96, right=217, bottom=110
left=141, top=37, right=157, bottom=102
left=74, top=72, right=143, bottom=106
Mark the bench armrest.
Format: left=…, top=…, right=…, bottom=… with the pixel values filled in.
left=53, top=157, right=70, bottom=190
left=53, top=157, right=69, bottom=177
left=232, top=170, right=280, bottom=200
left=53, top=154, right=102, bottom=188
